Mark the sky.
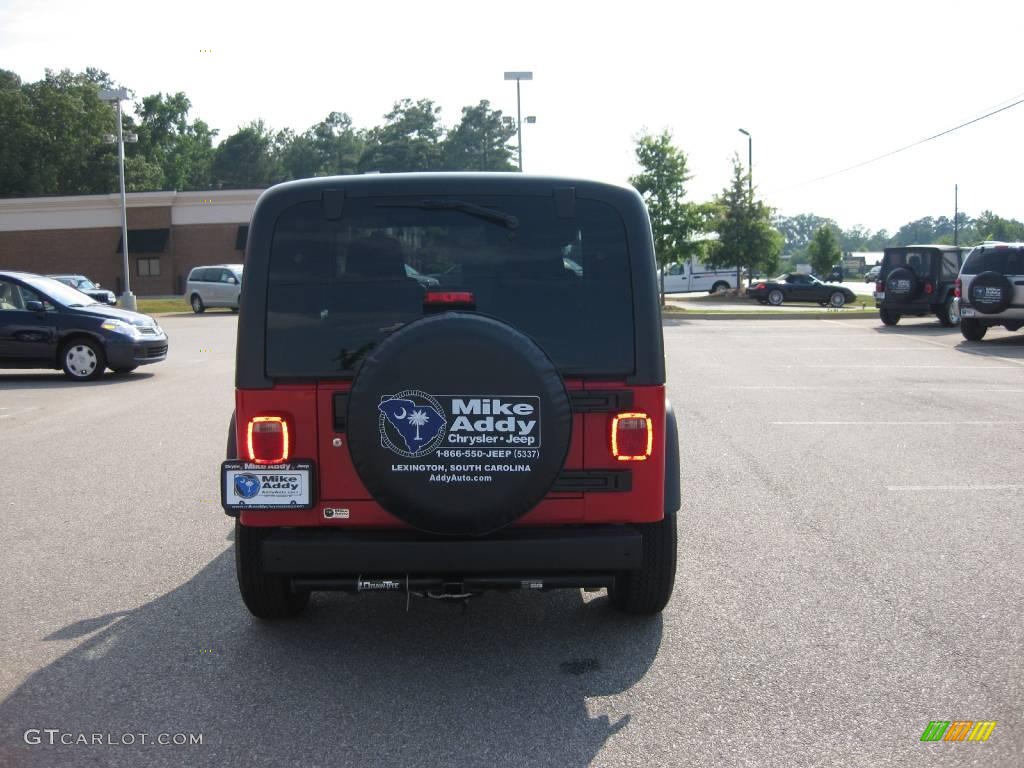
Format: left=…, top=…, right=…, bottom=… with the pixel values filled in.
left=2, top=0, right=1022, bottom=234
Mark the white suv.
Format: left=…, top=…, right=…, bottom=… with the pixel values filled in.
left=185, top=264, right=243, bottom=313
left=957, top=243, right=1024, bottom=341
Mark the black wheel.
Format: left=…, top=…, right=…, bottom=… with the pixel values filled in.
left=60, top=338, right=106, bottom=381
left=609, top=513, right=677, bottom=615
left=937, top=295, right=960, bottom=327
left=111, top=365, right=138, bottom=374
left=960, top=319, right=987, bottom=342
left=710, top=281, right=728, bottom=295
left=879, top=309, right=900, bottom=326
left=190, top=293, right=206, bottom=314
left=767, top=289, right=784, bottom=306
left=235, top=521, right=310, bottom=620
left=829, top=291, right=846, bottom=308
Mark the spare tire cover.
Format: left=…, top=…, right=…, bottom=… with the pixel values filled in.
left=969, top=271, right=1013, bottom=314
left=885, top=267, right=919, bottom=300
left=346, top=312, right=572, bottom=536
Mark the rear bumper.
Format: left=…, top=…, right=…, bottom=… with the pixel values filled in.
left=258, top=525, right=643, bottom=575
left=875, top=300, right=939, bottom=314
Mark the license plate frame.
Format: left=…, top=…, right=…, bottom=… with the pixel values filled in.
left=221, top=460, right=315, bottom=511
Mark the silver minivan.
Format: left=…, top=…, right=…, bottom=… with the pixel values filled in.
left=185, top=264, right=243, bottom=313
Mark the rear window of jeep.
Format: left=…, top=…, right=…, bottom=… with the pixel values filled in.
left=264, top=195, right=635, bottom=377
left=962, top=247, right=1024, bottom=275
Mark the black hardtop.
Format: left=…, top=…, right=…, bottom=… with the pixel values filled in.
left=235, top=173, right=665, bottom=389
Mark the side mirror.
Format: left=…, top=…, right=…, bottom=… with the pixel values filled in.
left=95, top=282, right=102, bottom=288
left=227, top=276, right=238, bottom=284
left=25, top=300, right=44, bottom=312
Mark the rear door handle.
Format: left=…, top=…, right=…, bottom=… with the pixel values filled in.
left=1014, top=280, right=1024, bottom=285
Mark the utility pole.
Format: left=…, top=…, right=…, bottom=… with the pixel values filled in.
left=954, top=184, right=959, bottom=247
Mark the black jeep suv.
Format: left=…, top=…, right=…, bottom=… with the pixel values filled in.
left=222, top=173, right=680, bottom=619
left=875, top=244, right=967, bottom=326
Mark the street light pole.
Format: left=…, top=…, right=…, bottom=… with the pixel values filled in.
left=100, top=87, right=137, bottom=311
left=503, top=71, right=533, bottom=171
left=737, top=128, right=752, bottom=290
left=738, top=128, right=752, bottom=195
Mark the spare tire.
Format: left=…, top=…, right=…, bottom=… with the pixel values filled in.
left=346, top=312, right=572, bottom=536
left=968, top=271, right=1013, bottom=315
left=885, top=267, right=919, bottom=300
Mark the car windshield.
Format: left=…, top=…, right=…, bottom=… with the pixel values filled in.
left=21, top=275, right=100, bottom=307
left=74, top=277, right=97, bottom=289
left=265, top=194, right=635, bottom=377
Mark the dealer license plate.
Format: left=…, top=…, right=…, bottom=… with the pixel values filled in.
left=873, top=291, right=885, bottom=300
left=221, top=460, right=315, bottom=510
left=961, top=307, right=976, bottom=318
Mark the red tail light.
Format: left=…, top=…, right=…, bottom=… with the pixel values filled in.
left=425, top=291, right=475, bottom=306
left=923, top=281, right=934, bottom=295
left=954, top=278, right=961, bottom=298
left=247, top=416, right=290, bottom=464
left=875, top=280, right=884, bottom=292
left=611, top=412, right=652, bottom=461
left=754, top=282, right=766, bottom=290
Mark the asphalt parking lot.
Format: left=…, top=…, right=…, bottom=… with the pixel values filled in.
left=1, top=313, right=1021, bottom=767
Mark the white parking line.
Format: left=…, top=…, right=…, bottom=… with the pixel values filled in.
left=887, top=484, right=1024, bottom=491
left=799, top=364, right=1019, bottom=369
left=725, top=385, right=1024, bottom=392
left=772, top=421, right=1024, bottom=426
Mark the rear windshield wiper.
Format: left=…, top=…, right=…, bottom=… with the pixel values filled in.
left=379, top=200, right=519, bottom=230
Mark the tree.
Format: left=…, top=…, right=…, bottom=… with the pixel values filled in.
left=359, top=98, right=444, bottom=173
left=212, top=120, right=282, bottom=188
left=630, top=130, right=701, bottom=304
left=134, top=91, right=216, bottom=190
left=0, top=68, right=122, bottom=196
left=971, top=210, right=1024, bottom=242
left=705, top=156, right=783, bottom=284
left=441, top=100, right=517, bottom=171
left=774, top=213, right=835, bottom=258
left=806, top=224, right=842, bottom=276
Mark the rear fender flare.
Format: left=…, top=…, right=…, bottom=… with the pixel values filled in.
left=664, top=398, right=680, bottom=517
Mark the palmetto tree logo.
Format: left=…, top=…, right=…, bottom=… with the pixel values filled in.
left=407, top=409, right=430, bottom=441
left=378, top=390, right=447, bottom=458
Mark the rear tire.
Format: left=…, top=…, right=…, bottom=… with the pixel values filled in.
left=190, top=294, right=205, bottom=314
left=937, top=295, right=960, bottom=327
left=767, top=289, right=784, bottom=306
left=235, top=521, right=310, bottom=620
left=710, top=281, right=728, bottom=295
left=960, top=319, right=987, bottom=342
left=609, top=514, right=677, bottom=615
left=879, top=309, right=900, bottom=326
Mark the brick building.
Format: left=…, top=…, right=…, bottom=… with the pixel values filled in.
left=0, top=189, right=262, bottom=296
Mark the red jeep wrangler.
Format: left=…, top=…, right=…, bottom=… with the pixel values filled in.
left=223, top=173, right=679, bottom=618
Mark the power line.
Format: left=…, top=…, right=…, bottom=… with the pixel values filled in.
left=783, top=93, right=1024, bottom=191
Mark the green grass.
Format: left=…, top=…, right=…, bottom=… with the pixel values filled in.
left=132, top=298, right=192, bottom=315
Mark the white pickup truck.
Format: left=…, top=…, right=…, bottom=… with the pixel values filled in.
left=659, top=258, right=737, bottom=294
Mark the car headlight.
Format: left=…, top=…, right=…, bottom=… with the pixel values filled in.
left=100, top=319, right=140, bottom=338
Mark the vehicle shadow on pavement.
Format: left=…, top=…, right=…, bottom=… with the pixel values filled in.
left=0, top=372, right=156, bottom=390
left=0, top=550, right=663, bottom=768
